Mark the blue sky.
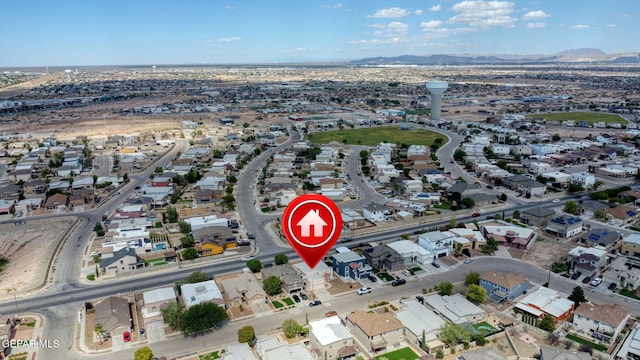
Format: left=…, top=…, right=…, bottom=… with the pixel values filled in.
left=2, top=0, right=638, bottom=67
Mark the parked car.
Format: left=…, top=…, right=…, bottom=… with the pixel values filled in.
left=300, top=292, right=308, bottom=300
left=552, top=199, right=560, bottom=203
left=357, top=287, right=372, bottom=295
left=391, top=279, right=406, bottom=286
left=402, top=269, right=411, bottom=276
left=292, top=294, right=301, bottom=303
left=368, top=275, right=378, bottom=282
left=325, top=310, right=338, bottom=317
left=590, top=278, right=603, bottom=287
left=471, top=213, right=480, bottom=217
left=309, top=300, right=322, bottom=307
left=123, top=331, right=131, bottom=342
left=608, top=283, right=617, bottom=290
left=463, top=258, right=473, bottom=264
left=432, top=262, right=441, bottom=268
left=570, top=271, right=582, bottom=280
left=582, top=276, right=591, bottom=284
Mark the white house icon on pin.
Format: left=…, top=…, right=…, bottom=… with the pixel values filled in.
left=296, top=209, right=327, bottom=237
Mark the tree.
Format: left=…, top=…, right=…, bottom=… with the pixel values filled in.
left=568, top=286, right=587, bottom=308
left=181, top=247, right=198, bottom=260
left=563, top=201, right=579, bottom=215
left=93, top=222, right=105, bottom=237
left=567, top=183, right=584, bottom=193
left=238, top=325, right=256, bottom=345
left=263, top=275, right=282, bottom=295
left=165, top=206, right=179, bottom=223
left=499, top=193, right=507, bottom=201
left=436, top=349, right=445, bottom=359
left=594, top=209, right=606, bottom=221
left=465, top=271, right=480, bottom=286
left=439, top=322, right=471, bottom=348
left=180, top=302, right=228, bottom=334
left=461, top=197, right=475, bottom=209
left=454, top=242, right=464, bottom=256
left=512, top=210, right=520, bottom=219
left=481, top=237, right=498, bottom=255
left=246, top=259, right=262, bottom=273
left=538, top=315, right=556, bottom=332
left=242, top=122, right=250, bottom=128
left=184, top=271, right=208, bottom=284
left=467, top=284, right=487, bottom=303
left=94, top=323, right=104, bottom=344
left=178, top=221, right=191, bottom=234
left=134, top=346, right=154, bottom=360
left=453, top=149, right=467, bottom=162
left=274, top=253, right=289, bottom=265
left=552, top=134, right=561, bottom=142
left=180, top=236, right=195, bottom=248
left=436, top=282, right=454, bottom=296
left=283, top=319, right=302, bottom=338
left=161, top=301, right=185, bottom=330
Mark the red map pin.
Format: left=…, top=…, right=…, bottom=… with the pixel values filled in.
left=281, top=194, right=343, bottom=269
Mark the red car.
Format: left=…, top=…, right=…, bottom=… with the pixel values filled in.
left=472, top=213, right=480, bottom=217
left=123, top=331, right=131, bottom=342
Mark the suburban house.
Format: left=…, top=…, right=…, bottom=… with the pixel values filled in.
left=223, top=343, right=257, bottom=360
left=93, top=296, right=131, bottom=337
left=261, top=264, right=305, bottom=295
left=459, top=347, right=509, bottom=360
left=332, top=249, right=372, bottom=281
left=293, top=261, right=333, bottom=293
left=44, top=193, right=68, bottom=211
left=309, top=316, right=357, bottom=360
left=423, top=294, right=485, bottom=324
left=395, top=299, right=446, bottom=355
left=141, top=287, right=176, bottom=330
left=566, top=246, right=608, bottom=277
left=520, top=207, right=555, bottom=227
left=617, top=324, right=640, bottom=359
left=256, top=336, right=315, bottom=360
left=545, top=216, right=583, bottom=238
left=180, top=280, right=226, bottom=309
left=539, top=346, right=591, bottom=360
left=479, top=271, right=529, bottom=304
left=619, top=234, right=640, bottom=259
left=99, top=247, right=142, bottom=276
left=481, top=221, right=537, bottom=249
left=580, top=228, right=620, bottom=247
left=345, top=310, right=404, bottom=355
left=418, top=231, right=454, bottom=258
left=572, top=303, right=629, bottom=346
left=361, top=245, right=404, bottom=272
left=194, top=226, right=237, bottom=256
left=363, top=203, right=391, bottom=223
left=603, top=257, right=640, bottom=291
left=606, top=205, right=639, bottom=224
left=386, top=240, right=434, bottom=266
left=515, top=287, right=574, bottom=323
left=220, top=271, right=267, bottom=307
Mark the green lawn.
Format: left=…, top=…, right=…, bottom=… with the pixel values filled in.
left=474, top=321, right=497, bottom=335
left=283, top=298, right=294, bottom=306
left=144, top=257, right=165, bottom=266
left=526, top=111, right=627, bottom=124
left=377, top=273, right=395, bottom=282
left=565, top=334, right=608, bottom=352
left=272, top=301, right=284, bottom=309
left=620, top=289, right=640, bottom=300
left=199, top=350, right=225, bottom=360
left=307, top=126, right=447, bottom=146
left=375, top=347, right=419, bottom=360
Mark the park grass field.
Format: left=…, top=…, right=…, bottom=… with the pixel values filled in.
left=526, top=111, right=626, bottom=124
left=306, top=126, right=447, bottom=146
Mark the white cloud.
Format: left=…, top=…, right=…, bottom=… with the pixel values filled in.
left=449, top=0, right=516, bottom=28
left=421, top=20, right=444, bottom=30
left=218, top=37, right=241, bottom=42
left=348, top=37, right=405, bottom=45
left=606, top=23, right=616, bottom=28
left=525, top=22, right=546, bottom=28
left=570, top=24, right=589, bottom=30
left=522, top=10, right=549, bottom=20
left=322, top=3, right=343, bottom=9
left=223, top=5, right=235, bottom=10
left=369, top=7, right=409, bottom=18
left=429, top=5, right=442, bottom=12
left=414, top=9, right=424, bottom=15
left=293, top=48, right=307, bottom=52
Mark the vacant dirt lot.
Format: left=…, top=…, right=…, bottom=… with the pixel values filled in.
left=522, top=237, right=574, bottom=269
left=0, top=217, right=75, bottom=294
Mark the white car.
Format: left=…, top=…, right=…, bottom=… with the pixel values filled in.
left=552, top=199, right=560, bottom=203
left=241, top=255, right=255, bottom=261
left=463, top=258, right=473, bottom=264
left=590, top=278, right=603, bottom=287
left=357, top=287, right=372, bottom=295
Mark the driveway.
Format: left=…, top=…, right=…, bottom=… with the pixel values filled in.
left=146, top=325, right=166, bottom=343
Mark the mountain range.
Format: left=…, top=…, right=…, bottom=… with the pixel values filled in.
left=350, top=48, right=640, bottom=66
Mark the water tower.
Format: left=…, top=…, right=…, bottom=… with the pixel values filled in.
left=426, top=81, right=448, bottom=121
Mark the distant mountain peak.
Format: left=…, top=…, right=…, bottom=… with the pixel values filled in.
left=556, top=48, right=607, bottom=57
